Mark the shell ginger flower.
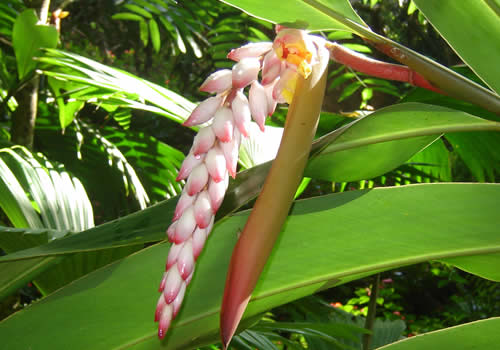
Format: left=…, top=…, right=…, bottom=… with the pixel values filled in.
left=155, top=27, right=328, bottom=340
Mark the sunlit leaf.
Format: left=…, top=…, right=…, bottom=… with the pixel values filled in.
left=12, top=9, right=57, bottom=79
left=0, top=184, right=498, bottom=349
left=413, top=0, right=500, bottom=95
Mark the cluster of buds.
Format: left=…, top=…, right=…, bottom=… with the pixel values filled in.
left=155, top=28, right=323, bottom=339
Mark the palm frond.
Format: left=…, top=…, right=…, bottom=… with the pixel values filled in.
left=38, top=49, right=196, bottom=127
left=0, top=145, right=93, bottom=231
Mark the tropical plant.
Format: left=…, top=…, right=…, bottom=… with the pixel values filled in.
left=0, top=1, right=499, bottom=350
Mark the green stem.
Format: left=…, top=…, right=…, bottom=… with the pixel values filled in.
left=362, top=273, right=380, bottom=350
left=301, top=0, right=500, bottom=116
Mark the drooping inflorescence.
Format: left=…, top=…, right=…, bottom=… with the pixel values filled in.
left=155, top=28, right=325, bottom=339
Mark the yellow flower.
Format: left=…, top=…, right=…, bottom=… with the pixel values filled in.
left=273, top=29, right=315, bottom=79
left=272, top=28, right=318, bottom=103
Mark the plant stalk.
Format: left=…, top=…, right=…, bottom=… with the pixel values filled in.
left=12, top=0, right=51, bottom=149
left=11, top=77, right=39, bottom=149
left=362, top=273, right=380, bottom=350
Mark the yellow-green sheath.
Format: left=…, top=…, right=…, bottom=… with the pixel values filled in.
left=220, top=65, right=327, bottom=348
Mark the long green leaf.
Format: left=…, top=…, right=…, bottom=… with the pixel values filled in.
left=401, top=70, right=500, bottom=182
left=378, top=317, right=500, bottom=350
left=1, top=102, right=499, bottom=262
left=0, top=184, right=498, bottom=349
left=221, top=0, right=367, bottom=31
left=413, top=0, right=500, bottom=95
left=0, top=146, right=94, bottom=231
left=0, top=156, right=42, bottom=228
left=38, top=49, right=196, bottom=124
left=305, top=103, right=500, bottom=182
left=0, top=256, right=58, bottom=300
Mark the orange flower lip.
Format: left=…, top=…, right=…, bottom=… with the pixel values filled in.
left=273, top=29, right=314, bottom=79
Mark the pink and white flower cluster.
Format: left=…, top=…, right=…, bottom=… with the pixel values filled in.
left=155, top=28, right=322, bottom=339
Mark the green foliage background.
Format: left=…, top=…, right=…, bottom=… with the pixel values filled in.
left=0, top=0, right=499, bottom=349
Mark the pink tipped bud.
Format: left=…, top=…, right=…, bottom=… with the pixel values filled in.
left=220, top=129, right=241, bottom=179
left=212, top=107, right=235, bottom=143
left=192, top=126, right=216, bottom=156
left=163, top=268, right=182, bottom=303
left=232, top=57, right=261, bottom=89
left=205, top=144, right=227, bottom=182
left=185, top=269, right=194, bottom=285
left=249, top=81, right=268, bottom=131
left=261, top=51, right=282, bottom=85
left=264, top=81, right=278, bottom=116
left=192, top=226, right=208, bottom=260
left=166, top=242, right=184, bottom=270
left=205, top=216, right=215, bottom=237
left=155, top=293, right=166, bottom=322
left=231, top=90, right=252, bottom=137
left=184, top=95, right=223, bottom=126
left=166, top=221, right=177, bottom=242
left=172, top=283, right=187, bottom=318
left=158, top=272, right=168, bottom=292
left=158, top=304, right=173, bottom=339
left=173, top=190, right=196, bottom=221
left=177, top=240, right=195, bottom=280
left=185, top=163, right=209, bottom=196
left=177, top=153, right=205, bottom=182
left=227, top=42, right=272, bottom=61
left=199, top=69, right=232, bottom=93
left=208, top=172, right=229, bottom=212
left=174, top=207, right=196, bottom=244
left=193, top=191, right=213, bottom=228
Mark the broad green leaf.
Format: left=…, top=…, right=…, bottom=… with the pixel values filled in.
left=0, top=196, right=175, bottom=262
left=12, top=9, right=58, bottom=79
left=406, top=139, right=451, bottom=182
left=221, top=0, right=368, bottom=31
left=378, top=317, right=500, bottom=350
left=305, top=103, right=500, bottom=182
left=32, top=245, right=143, bottom=297
left=440, top=253, right=500, bottom=282
left=0, top=226, right=141, bottom=300
left=0, top=256, right=57, bottom=300
left=0, top=184, right=498, bottom=349
left=401, top=70, right=500, bottom=182
left=413, top=0, right=500, bottom=95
